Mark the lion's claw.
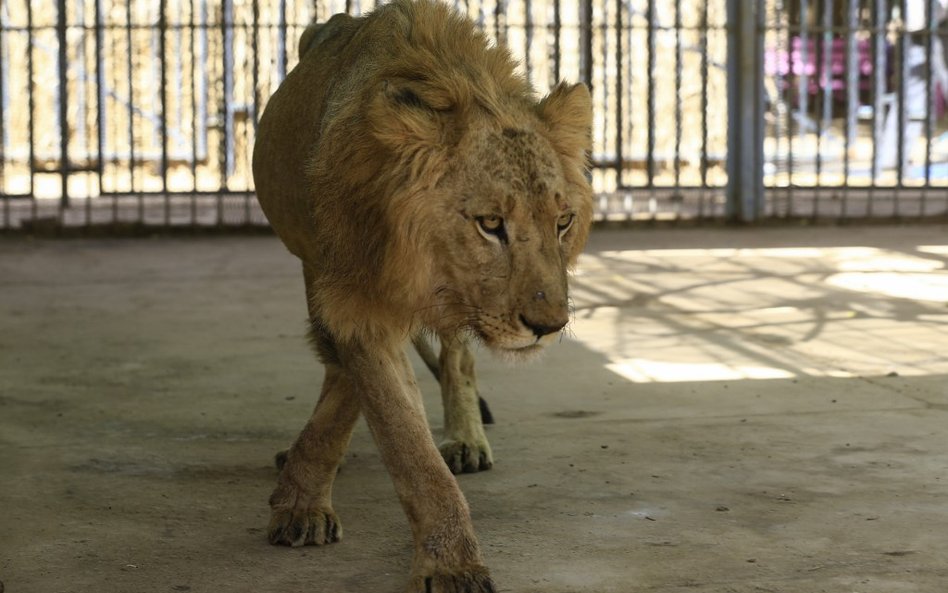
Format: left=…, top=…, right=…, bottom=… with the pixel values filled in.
left=274, top=449, right=289, bottom=471
left=439, top=440, right=493, bottom=474
left=412, top=570, right=496, bottom=593
left=267, top=508, right=341, bottom=547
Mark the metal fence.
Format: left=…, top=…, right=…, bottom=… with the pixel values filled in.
left=759, top=0, right=948, bottom=219
left=0, top=0, right=945, bottom=231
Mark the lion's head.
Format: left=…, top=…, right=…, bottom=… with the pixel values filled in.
left=363, top=20, right=594, bottom=357
left=420, top=91, right=593, bottom=358
left=273, top=0, right=593, bottom=352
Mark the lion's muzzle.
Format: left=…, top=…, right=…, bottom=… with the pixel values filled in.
left=518, top=313, right=567, bottom=338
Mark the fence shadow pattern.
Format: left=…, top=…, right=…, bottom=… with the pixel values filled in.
left=0, top=0, right=945, bottom=230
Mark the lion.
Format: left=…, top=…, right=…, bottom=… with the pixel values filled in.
left=251, top=0, right=592, bottom=590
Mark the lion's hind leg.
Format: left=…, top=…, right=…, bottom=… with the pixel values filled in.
left=412, top=334, right=494, bottom=426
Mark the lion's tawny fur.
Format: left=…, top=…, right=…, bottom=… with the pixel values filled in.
left=252, top=0, right=592, bottom=590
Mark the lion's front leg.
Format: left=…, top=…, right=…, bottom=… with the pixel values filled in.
left=438, top=335, right=493, bottom=474
left=342, top=339, right=496, bottom=593
left=268, top=364, right=360, bottom=546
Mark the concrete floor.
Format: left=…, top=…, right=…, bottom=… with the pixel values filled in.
left=1, top=226, right=947, bottom=593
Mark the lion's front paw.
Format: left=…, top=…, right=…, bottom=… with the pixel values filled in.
left=267, top=507, right=341, bottom=547
left=439, top=439, right=493, bottom=474
left=410, top=569, right=496, bottom=593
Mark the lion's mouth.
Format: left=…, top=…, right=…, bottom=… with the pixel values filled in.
left=496, top=341, right=547, bottom=362
left=509, top=342, right=544, bottom=353
left=472, top=326, right=549, bottom=360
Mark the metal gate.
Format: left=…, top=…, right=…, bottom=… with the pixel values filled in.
left=0, top=0, right=945, bottom=231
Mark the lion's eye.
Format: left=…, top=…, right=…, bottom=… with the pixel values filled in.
left=479, top=215, right=503, bottom=231
left=556, top=212, right=575, bottom=238
left=476, top=215, right=507, bottom=243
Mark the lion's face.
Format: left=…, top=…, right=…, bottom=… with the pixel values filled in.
left=366, top=73, right=592, bottom=352
left=425, top=97, right=592, bottom=358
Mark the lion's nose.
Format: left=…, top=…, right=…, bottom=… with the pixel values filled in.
left=519, top=314, right=567, bottom=338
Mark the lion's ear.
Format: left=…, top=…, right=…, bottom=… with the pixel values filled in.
left=536, top=82, right=592, bottom=162
left=369, top=80, right=453, bottom=150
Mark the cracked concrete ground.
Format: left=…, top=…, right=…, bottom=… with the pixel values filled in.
left=1, top=226, right=947, bottom=593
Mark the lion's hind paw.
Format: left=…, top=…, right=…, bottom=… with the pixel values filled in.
left=267, top=507, right=341, bottom=547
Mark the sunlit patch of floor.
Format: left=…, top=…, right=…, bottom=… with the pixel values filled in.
left=572, top=242, right=948, bottom=383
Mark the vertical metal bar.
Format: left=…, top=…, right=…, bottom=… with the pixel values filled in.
left=817, top=0, right=833, bottom=197
left=95, top=0, right=107, bottom=217
left=502, top=0, right=509, bottom=46
left=600, top=0, right=608, bottom=197
left=797, top=0, right=810, bottom=151
left=73, top=0, right=88, bottom=175
left=217, top=0, right=227, bottom=225
left=524, top=0, right=532, bottom=84
left=580, top=0, right=592, bottom=89
left=646, top=0, right=655, bottom=186
left=159, top=0, right=170, bottom=224
left=126, top=0, right=137, bottom=212
left=614, top=0, right=622, bottom=188
left=922, top=0, right=933, bottom=215
left=820, top=0, right=834, bottom=140
left=773, top=0, right=786, bottom=216
left=493, top=0, right=503, bottom=44
left=27, top=0, right=36, bottom=221
left=190, top=0, right=199, bottom=223
left=775, top=0, right=795, bottom=217
left=727, top=0, right=739, bottom=218
left=552, top=0, right=560, bottom=83
left=624, top=0, right=634, bottom=189
left=785, top=0, right=794, bottom=208
left=79, top=0, right=91, bottom=226
left=755, top=0, right=765, bottom=218
left=251, top=0, right=261, bottom=222
left=726, top=0, right=764, bottom=222
left=870, top=0, right=887, bottom=206
left=104, top=0, right=116, bottom=221
left=57, top=0, right=70, bottom=210
left=699, top=0, right=709, bottom=216
left=800, top=0, right=812, bottom=218
left=278, top=0, right=287, bottom=82
left=174, top=0, right=185, bottom=170
left=197, top=0, right=208, bottom=163
left=811, top=0, right=825, bottom=217
left=0, top=2, right=7, bottom=227
left=222, top=0, right=233, bottom=195
left=895, top=4, right=906, bottom=196
left=674, top=0, right=682, bottom=192
left=844, top=0, right=858, bottom=196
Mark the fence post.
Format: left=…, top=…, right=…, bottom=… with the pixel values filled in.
left=726, top=0, right=764, bottom=222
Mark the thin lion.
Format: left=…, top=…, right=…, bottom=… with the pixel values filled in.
left=252, top=0, right=592, bottom=590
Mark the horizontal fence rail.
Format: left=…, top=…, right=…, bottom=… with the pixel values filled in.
left=0, top=0, right=945, bottom=231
